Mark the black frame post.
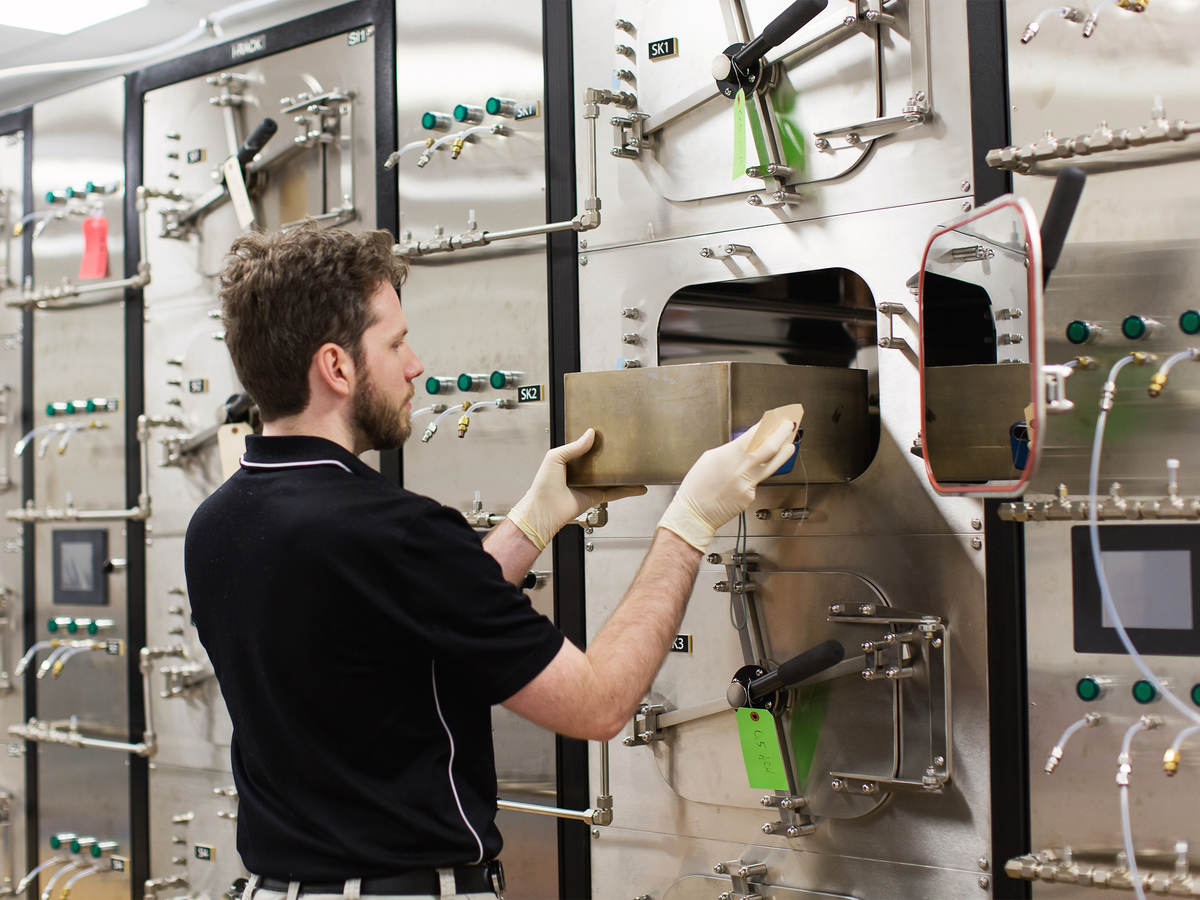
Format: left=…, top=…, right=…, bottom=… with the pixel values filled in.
left=542, top=3, right=590, bottom=898
left=966, top=2, right=1028, bottom=896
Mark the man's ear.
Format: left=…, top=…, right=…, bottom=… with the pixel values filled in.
left=312, top=342, right=356, bottom=398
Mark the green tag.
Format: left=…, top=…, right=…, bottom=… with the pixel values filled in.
left=788, top=683, right=830, bottom=786
left=732, top=89, right=747, bottom=179
left=745, top=95, right=771, bottom=173
left=736, top=707, right=790, bottom=790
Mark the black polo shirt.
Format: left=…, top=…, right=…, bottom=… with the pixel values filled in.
left=184, top=435, right=564, bottom=879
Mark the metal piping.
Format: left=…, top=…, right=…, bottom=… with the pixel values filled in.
left=497, top=736, right=613, bottom=826
left=393, top=88, right=612, bottom=258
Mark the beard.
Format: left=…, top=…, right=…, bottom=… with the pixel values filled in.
left=351, top=370, right=411, bottom=450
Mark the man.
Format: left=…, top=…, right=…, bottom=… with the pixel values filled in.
left=184, top=227, right=796, bottom=900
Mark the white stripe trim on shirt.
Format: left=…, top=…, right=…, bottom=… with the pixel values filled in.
left=239, top=456, right=352, bottom=473
left=430, top=660, right=485, bottom=865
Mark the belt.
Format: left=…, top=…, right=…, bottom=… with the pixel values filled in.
left=259, top=862, right=502, bottom=897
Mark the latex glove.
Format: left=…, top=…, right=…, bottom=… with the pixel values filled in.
left=657, top=420, right=798, bottom=551
left=508, top=428, right=647, bottom=551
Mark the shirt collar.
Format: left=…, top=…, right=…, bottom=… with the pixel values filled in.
left=241, top=435, right=379, bottom=479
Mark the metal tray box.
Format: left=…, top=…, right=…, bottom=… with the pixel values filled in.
left=564, top=362, right=870, bottom=486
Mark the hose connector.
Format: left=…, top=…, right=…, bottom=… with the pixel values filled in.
left=457, top=415, right=470, bottom=438
left=421, top=423, right=437, bottom=443
left=1164, top=747, right=1182, bottom=776
left=451, top=138, right=466, bottom=159
left=1148, top=371, right=1168, bottom=398
left=1148, top=348, right=1199, bottom=397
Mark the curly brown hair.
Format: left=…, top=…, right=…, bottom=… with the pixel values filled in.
left=219, top=227, right=408, bottom=421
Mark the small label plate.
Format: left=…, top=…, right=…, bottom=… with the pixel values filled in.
left=517, top=385, right=543, bottom=403
left=513, top=100, right=540, bottom=120
left=648, top=38, right=678, bottom=60
left=194, top=844, right=216, bottom=861
left=670, top=634, right=693, bottom=653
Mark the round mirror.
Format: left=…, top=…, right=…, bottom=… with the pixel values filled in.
left=918, top=196, right=1044, bottom=496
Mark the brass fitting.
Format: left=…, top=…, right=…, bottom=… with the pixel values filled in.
left=1131, top=351, right=1155, bottom=366
left=1164, top=747, right=1181, bottom=776
left=457, top=415, right=470, bottom=438
left=1148, top=371, right=1168, bottom=398
left=451, top=138, right=466, bottom=159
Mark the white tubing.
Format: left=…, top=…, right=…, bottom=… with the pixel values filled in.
left=0, top=0, right=290, bottom=82
left=1088, top=355, right=1200, bottom=727
left=1119, top=785, right=1144, bottom=900
left=1169, top=723, right=1200, bottom=754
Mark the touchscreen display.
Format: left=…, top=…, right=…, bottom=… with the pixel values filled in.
left=1100, top=550, right=1193, bottom=630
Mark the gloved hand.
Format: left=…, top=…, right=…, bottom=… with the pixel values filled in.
left=657, top=419, right=797, bottom=551
left=507, top=428, right=647, bottom=551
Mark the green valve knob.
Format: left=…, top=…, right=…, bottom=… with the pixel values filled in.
left=1075, top=676, right=1103, bottom=702
left=1121, top=315, right=1158, bottom=340
left=1191, top=683, right=1200, bottom=707
left=90, top=845, right=102, bottom=858
left=1180, top=310, right=1200, bottom=335
left=87, top=621, right=99, bottom=635
left=85, top=399, right=97, bottom=412
left=489, top=370, right=521, bottom=389
left=453, top=104, right=484, bottom=124
left=66, top=619, right=80, bottom=634
left=44, top=191, right=57, bottom=204
left=486, top=97, right=517, bottom=117
left=48, top=617, right=70, bottom=633
left=1132, top=680, right=1158, bottom=704
left=457, top=373, right=485, bottom=392
left=49, top=833, right=74, bottom=849
left=425, top=376, right=454, bottom=395
left=1065, top=320, right=1098, bottom=345
left=64, top=186, right=80, bottom=198
left=420, top=112, right=451, bottom=132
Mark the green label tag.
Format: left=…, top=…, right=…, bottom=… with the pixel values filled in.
left=745, top=95, right=771, bottom=172
left=732, top=89, right=747, bottom=179
left=736, top=707, right=789, bottom=790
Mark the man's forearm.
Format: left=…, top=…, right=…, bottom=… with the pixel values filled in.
left=585, top=528, right=702, bottom=728
left=483, top=518, right=542, bottom=586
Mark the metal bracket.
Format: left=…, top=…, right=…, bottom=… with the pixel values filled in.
left=876, top=301, right=910, bottom=352
left=713, top=859, right=770, bottom=900
left=610, top=110, right=651, bottom=159
left=623, top=703, right=666, bottom=746
left=1042, top=364, right=1077, bottom=414
left=826, top=602, right=951, bottom=794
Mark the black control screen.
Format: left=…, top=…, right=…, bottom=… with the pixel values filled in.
left=1072, top=524, right=1200, bottom=656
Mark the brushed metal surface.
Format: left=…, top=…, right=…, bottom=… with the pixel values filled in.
left=589, top=533, right=990, bottom=884
left=591, top=816, right=992, bottom=900
left=576, top=199, right=985, bottom=542
left=27, top=79, right=129, bottom=900
left=564, top=362, right=868, bottom=485
left=1005, top=4, right=1200, bottom=897
left=0, top=126, right=26, bottom=896
left=1023, top=525, right=1200, bottom=880
left=925, top=364, right=1030, bottom=482
left=572, top=1, right=976, bottom=251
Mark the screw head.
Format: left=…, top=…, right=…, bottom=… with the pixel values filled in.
left=755, top=508, right=771, bottom=520
left=970, top=518, right=982, bottom=530
left=978, top=876, right=990, bottom=889
left=978, top=858, right=990, bottom=871
left=970, top=537, right=983, bottom=550
left=760, top=795, right=774, bottom=807
left=591, top=827, right=600, bottom=838
left=713, top=863, right=727, bottom=874
left=815, top=137, right=830, bottom=150
left=585, top=542, right=594, bottom=552
left=934, top=755, right=946, bottom=767
left=962, top=200, right=973, bottom=212
left=961, top=180, right=972, bottom=192
left=785, top=825, right=800, bottom=838
left=831, top=778, right=844, bottom=792
left=706, top=552, right=722, bottom=564
left=579, top=255, right=589, bottom=266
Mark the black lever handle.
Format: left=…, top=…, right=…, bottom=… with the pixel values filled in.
left=732, top=0, right=827, bottom=70
left=236, top=117, right=278, bottom=169
left=727, top=639, right=845, bottom=708
left=1039, top=165, right=1086, bottom=289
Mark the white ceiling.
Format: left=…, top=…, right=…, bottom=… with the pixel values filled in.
left=0, top=0, right=340, bottom=110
